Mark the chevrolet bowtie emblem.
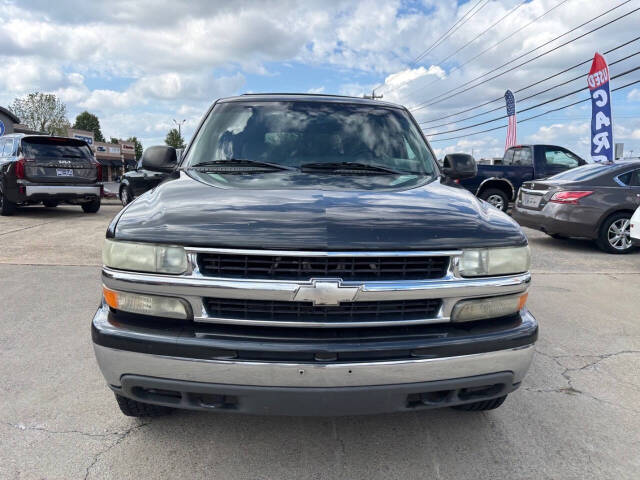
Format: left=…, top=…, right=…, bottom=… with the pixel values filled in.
left=294, top=279, right=360, bottom=306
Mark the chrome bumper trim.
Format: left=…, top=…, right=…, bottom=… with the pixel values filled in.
left=25, top=185, right=100, bottom=196
left=102, top=268, right=530, bottom=326
left=94, top=344, right=535, bottom=388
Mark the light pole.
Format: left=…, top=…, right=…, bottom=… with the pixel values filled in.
left=173, top=118, right=186, bottom=137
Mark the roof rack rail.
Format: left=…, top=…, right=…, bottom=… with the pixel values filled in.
left=240, top=92, right=362, bottom=99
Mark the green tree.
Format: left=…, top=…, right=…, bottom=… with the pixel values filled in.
left=165, top=128, right=185, bottom=149
left=10, top=92, right=70, bottom=135
left=110, top=137, right=119, bottom=144
left=72, top=111, right=105, bottom=142
left=126, top=136, right=144, bottom=160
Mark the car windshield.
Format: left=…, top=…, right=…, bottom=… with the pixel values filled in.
left=184, top=101, right=437, bottom=177
left=23, top=138, right=93, bottom=160
left=547, top=163, right=614, bottom=182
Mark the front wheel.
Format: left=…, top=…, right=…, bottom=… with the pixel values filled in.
left=0, top=188, right=17, bottom=216
left=81, top=198, right=101, bottom=213
left=452, top=395, right=507, bottom=411
left=479, top=188, right=509, bottom=212
left=596, top=212, right=634, bottom=254
left=115, top=394, right=173, bottom=417
left=547, top=233, right=568, bottom=240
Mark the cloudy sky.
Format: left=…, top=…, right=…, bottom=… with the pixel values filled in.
left=1, top=0, right=639, bottom=159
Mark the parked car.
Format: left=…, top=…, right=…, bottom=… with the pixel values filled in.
left=0, top=134, right=101, bottom=216
left=630, top=205, right=640, bottom=247
left=460, top=144, right=587, bottom=211
left=93, top=94, right=537, bottom=417
left=119, top=158, right=171, bottom=206
left=512, top=161, right=640, bottom=254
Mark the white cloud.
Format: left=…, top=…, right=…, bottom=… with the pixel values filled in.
left=628, top=89, right=640, bottom=101
left=307, top=86, right=325, bottom=94
left=385, top=66, right=446, bottom=87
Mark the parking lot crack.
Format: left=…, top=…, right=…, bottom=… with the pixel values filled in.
left=83, top=420, right=151, bottom=480
left=4, top=421, right=120, bottom=438
left=0, top=220, right=60, bottom=237
left=527, top=349, right=640, bottom=414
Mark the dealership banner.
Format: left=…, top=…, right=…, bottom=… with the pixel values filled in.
left=587, top=53, right=613, bottom=163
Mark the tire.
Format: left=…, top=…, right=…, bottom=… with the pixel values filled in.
left=120, top=185, right=133, bottom=206
left=452, top=395, right=507, bottom=411
left=0, top=188, right=17, bottom=216
left=43, top=200, right=58, bottom=208
left=479, top=188, right=509, bottom=212
left=81, top=198, right=101, bottom=213
left=547, top=233, right=567, bottom=240
left=115, top=394, right=174, bottom=417
left=596, top=212, right=634, bottom=254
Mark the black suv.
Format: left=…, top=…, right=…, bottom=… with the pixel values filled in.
left=93, top=94, right=537, bottom=417
left=119, top=158, right=171, bottom=206
left=0, top=134, right=101, bottom=215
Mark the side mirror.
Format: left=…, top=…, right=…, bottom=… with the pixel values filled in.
left=442, top=153, right=477, bottom=180
left=141, top=146, right=177, bottom=173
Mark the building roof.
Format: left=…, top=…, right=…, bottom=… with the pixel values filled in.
left=0, top=106, right=20, bottom=124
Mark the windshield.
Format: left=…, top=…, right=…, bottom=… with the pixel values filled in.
left=184, top=101, right=437, bottom=177
left=23, top=138, right=93, bottom=160
left=547, top=163, right=614, bottom=182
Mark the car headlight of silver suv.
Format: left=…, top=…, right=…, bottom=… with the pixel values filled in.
left=459, top=246, right=530, bottom=277
left=103, top=239, right=188, bottom=274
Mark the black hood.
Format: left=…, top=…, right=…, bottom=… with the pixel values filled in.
left=111, top=172, right=527, bottom=250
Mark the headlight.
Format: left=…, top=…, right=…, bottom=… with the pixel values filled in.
left=103, top=239, right=188, bottom=274
left=459, top=246, right=530, bottom=277
left=451, top=293, right=528, bottom=322
left=103, top=286, right=189, bottom=319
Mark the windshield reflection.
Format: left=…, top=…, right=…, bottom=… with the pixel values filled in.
left=185, top=101, right=437, bottom=181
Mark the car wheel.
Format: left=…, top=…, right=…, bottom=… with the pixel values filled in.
left=479, top=188, right=509, bottom=212
left=597, top=212, right=634, bottom=254
left=547, top=233, right=567, bottom=240
left=452, top=395, right=507, bottom=411
left=120, top=186, right=133, bottom=206
left=115, top=394, right=173, bottom=417
left=43, top=200, right=59, bottom=208
left=81, top=198, right=101, bottom=214
left=0, top=188, right=17, bottom=216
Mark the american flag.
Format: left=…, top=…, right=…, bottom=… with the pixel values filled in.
left=504, top=89, right=517, bottom=150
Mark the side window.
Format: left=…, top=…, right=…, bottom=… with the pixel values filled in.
left=512, top=148, right=532, bottom=166
left=544, top=149, right=580, bottom=169
left=503, top=148, right=515, bottom=166
left=631, top=169, right=640, bottom=186
left=0, top=139, right=9, bottom=157
left=617, top=171, right=632, bottom=186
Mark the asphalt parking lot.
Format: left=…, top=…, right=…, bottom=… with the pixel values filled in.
left=1, top=203, right=639, bottom=479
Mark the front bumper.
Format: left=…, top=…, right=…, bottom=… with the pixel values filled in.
left=92, top=305, right=537, bottom=415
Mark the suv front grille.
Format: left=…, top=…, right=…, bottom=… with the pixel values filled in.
left=204, top=297, right=443, bottom=324
left=198, top=253, right=450, bottom=281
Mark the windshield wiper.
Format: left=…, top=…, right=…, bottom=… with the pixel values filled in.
left=185, top=159, right=297, bottom=172
left=300, top=161, right=408, bottom=175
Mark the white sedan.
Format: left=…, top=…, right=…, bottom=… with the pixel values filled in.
left=632, top=206, right=640, bottom=246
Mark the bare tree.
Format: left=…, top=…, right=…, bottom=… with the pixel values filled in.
left=10, top=92, right=70, bottom=135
